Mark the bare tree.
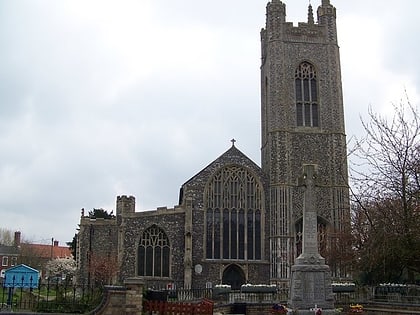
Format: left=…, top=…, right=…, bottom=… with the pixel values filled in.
left=0, top=228, right=14, bottom=245
left=323, top=227, right=354, bottom=279
left=19, top=242, right=46, bottom=272
left=350, top=98, right=420, bottom=284
left=88, top=253, right=118, bottom=286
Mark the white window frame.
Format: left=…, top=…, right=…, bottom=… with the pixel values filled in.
left=2, top=256, right=8, bottom=266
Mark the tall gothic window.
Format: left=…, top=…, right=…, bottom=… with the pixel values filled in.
left=295, top=62, right=319, bottom=127
left=205, top=166, right=263, bottom=260
left=138, top=225, right=170, bottom=277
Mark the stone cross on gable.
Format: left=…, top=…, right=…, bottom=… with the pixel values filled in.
left=298, top=164, right=324, bottom=263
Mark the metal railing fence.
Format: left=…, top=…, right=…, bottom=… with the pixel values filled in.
left=0, top=279, right=103, bottom=313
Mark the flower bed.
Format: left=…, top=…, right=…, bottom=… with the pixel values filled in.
left=349, top=304, right=363, bottom=313
left=271, top=303, right=288, bottom=314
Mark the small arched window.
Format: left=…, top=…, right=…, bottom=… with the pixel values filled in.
left=137, top=225, right=170, bottom=277
left=295, top=62, right=319, bottom=127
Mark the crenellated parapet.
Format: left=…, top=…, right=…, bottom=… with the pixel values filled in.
left=261, top=1, right=337, bottom=49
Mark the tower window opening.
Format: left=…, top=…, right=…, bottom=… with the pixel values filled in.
left=295, top=62, right=319, bottom=127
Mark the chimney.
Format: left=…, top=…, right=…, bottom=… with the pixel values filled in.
left=14, top=231, right=21, bottom=246
left=54, top=240, right=59, bottom=247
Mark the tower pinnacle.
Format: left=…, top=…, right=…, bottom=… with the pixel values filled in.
left=317, top=0, right=337, bottom=42
left=308, top=4, right=314, bottom=24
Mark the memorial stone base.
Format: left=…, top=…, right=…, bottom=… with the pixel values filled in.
left=288, top=257, right=335, bottom=314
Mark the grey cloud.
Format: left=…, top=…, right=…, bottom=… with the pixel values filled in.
left=1, top=0, right=419, bottom=243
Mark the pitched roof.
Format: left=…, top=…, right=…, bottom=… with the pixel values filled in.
left=21, top=243, right=72, bottom=259
left=182, top=143, right=262, bottom=186
left=5, top=263, right=39, bottom=274
left=0, top=245, right=20, bottom=255
left=178, top=142, right=266, bottom=205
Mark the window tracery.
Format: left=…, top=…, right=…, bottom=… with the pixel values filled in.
left=137, top=224, right=170, bottom=277
left=295, top=62, right=319, bottom=127
left=205, top=166, right=263, bottom=260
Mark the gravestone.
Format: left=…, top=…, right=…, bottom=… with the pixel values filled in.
left=288, top=164, right=335, bottom=314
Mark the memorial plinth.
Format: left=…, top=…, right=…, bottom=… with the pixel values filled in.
left=288, top=165, right=335, bottom=314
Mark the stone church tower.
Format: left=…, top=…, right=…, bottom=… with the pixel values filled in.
left=260, top=0, right=349, bottom=285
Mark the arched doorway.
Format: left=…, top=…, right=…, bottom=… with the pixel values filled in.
left=222, top=264, right=246, bottom=290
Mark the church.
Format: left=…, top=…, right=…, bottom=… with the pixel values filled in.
left=76, top=0, right=350, bottom=290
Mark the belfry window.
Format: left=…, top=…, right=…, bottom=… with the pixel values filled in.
left=137, top=225, right=170, bottom=277
left=205, top=166, right=263, bottom=260
left=295, top=62, right=319, bottom=127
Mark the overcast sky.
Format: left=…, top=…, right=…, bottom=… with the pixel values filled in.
left=1, top=0, right=419, bottom=245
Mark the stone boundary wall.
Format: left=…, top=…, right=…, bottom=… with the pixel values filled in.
left=89, top=278, right=144, bottom=315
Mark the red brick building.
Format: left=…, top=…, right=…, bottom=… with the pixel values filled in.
left=1, top=231, right=72, bottom=280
